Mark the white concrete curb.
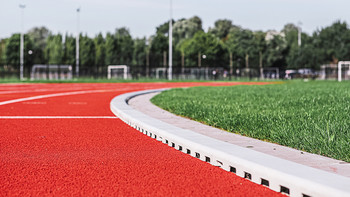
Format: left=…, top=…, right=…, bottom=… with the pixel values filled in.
left=110, top=89, right=350, bottom=197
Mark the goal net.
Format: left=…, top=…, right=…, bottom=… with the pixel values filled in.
left=338, top=61, right=350, bottom=82
left=107, top=65, right=129, bottom=79
left=155, top=68, right=167, bottom=79
left=320, top=62, right=350, bottom=81
left=30, top=65, right=73, bottom=80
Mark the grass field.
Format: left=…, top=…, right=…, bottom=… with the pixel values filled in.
left=151, top=81, right=350, bottom=162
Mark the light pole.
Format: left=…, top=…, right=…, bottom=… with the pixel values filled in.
left=76, top=7, right=80, bottom=78
left=19, top=4, right=26, bottom=80
left=168, top=0, right=173, bottom=80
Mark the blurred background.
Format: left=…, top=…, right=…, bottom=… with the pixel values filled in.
left=1, top=0, right=350, bottom=81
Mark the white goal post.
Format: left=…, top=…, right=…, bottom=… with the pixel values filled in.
left=30, top=65, right=73, bottom=80
left=338, top=61, right=350, bottom=82
left=107, top=65, right=129, bottom=79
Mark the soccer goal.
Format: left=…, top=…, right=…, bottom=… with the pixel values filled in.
left=107, top=65, right=129, bottom=79
left=155, top=68, right=167, bottom=79
left=30, top=65, right=73, bottom=80
left=262, top=67, right=280, bottom=79
left=338, top=61, right=350, bottom=82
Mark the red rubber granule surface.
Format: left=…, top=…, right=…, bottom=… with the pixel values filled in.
left=0, top=82, right=283, bottom=196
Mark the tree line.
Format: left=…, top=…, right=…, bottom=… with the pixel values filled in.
left=1, top=16, right=350, bottom=76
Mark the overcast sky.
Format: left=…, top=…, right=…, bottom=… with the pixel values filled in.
left=1, top=0, right=349, bottom=39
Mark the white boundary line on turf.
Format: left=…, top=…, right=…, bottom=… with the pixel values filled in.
left=0, top=89, right=115, bottom=106
left=0, top=116, right=118, bottom=119
left=110, top=89, right=350, bottom=197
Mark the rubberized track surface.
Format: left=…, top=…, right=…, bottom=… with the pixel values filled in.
left=0, top=83, right=282, bottom=196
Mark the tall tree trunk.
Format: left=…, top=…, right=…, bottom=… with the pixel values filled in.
left=245, top=53, right=249, bottom=69
left=181, top=52, right=185, bottom=75
left=259, top=51, right=264, bottom=79
left=229, top=52, right=233, bottom=77
left=146, top=51, right=150, bottom=77
left=198, top=52, right=201, bottom=67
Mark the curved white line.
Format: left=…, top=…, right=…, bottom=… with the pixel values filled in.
left=0, top=89, right=114, bottom=106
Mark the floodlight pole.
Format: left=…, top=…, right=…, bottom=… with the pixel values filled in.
left=76, top=8, right=80, bottom=78
left=168, top=0, right=173, bottom=80
left=19, top=4, right=26, bottom=80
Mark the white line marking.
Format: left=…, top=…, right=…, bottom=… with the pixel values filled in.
left=0, top=89, right=115, bottom=106
left=0, top=116, right=118, bottom=119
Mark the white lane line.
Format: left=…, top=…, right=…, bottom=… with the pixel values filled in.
left=0, top=89, right=115, bottom=106
left=0, top=116, right=118, bottom=119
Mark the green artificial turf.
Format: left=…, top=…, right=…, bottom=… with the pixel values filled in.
left=151, top=81, right=350, bottom=162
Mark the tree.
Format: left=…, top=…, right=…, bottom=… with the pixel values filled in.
left=63, top=34, right=75, bottom=66
left=313, top=21, right=350, bottom=64
left=149, top=33, right=168, bottom=66
left=173, top=16, right=203, bottom=43
left=115, top=27, right=134, bottom=65
left=253, top=31, right=267, bottom=78
left=226, top=29, right=256, bottom=69
left=27, top=26, right=50, bottom=64
left=45, top=34, right=63, bottom=64
left=181, top=31, right=226, bottom=67
left=4, top=34, right=34, bottom=70
left=0, top=39, right=6, bottom=66
left=94, top=33, right=105, bottom=72
left=208, top=19, right=233, bottom=41
left=105, top=32, right=117, bottom=65
left=80, top=34, right=95, bottom=71
left=133, top=37, right=147, bottom=66
left=265, top=34, right=287, bottom=69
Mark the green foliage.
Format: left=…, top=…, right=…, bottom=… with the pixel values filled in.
left=0, top=39, right=6, bottom=66
left=46, top=34, right=63, bottom=64
left=80, top=34, right=95, bottom=69
left=2, top=18, right=350, bottom=76
left=265, top=34, right=287, bottom=68
left=27, top=26, right=50, bottom=64
left=149, top=33, right=168, bottom=66
left=4, top=34, right=20, bottom=66
left=133, top=37, right=147, bottom=65
left=208, top=19, right=234, bottom=41
left=105, top=32, right=117, bottom=65
left=180, top=31, right=227, bottom=67
left=152, top=81, right=350, bottom=162
left=115, top=27, right=134, bottom=65
left=313, top=21, right=350, bottom=63
left=94, top=33, right=106, bottom=70
left=63, top=34, right=76, bottom=66
left=173, top=16, right=203, bottom=43
left=3, top=34, right=34, bottom=69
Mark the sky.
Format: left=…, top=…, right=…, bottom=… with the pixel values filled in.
left=1, top=0, right=350, bottom=39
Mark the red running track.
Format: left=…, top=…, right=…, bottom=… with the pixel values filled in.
left=0, top=82, right=283, bottom=196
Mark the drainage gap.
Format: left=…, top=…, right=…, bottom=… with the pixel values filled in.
left=280, top=186, right=290, bottom=195
left=165, top=139, right=168, bottom=144
left=261, top=178, right=269, bottom=187
left=229, top=166, right=236, bottom=173
left=302, top=194, right=311, bottom=197
left=195, top=152, right=200, bottom=158
left=171, top=142, right=175, bottom=148
left=205, top=156, right=211, bottom=163
left=244, top=172, right=252, bottom=180
left=178, top=145, right=183, bottom=151
left=186, top=149, right=191, bottom=154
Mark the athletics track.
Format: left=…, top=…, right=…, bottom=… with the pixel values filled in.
left=0, top=82, right=283, bottom=196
